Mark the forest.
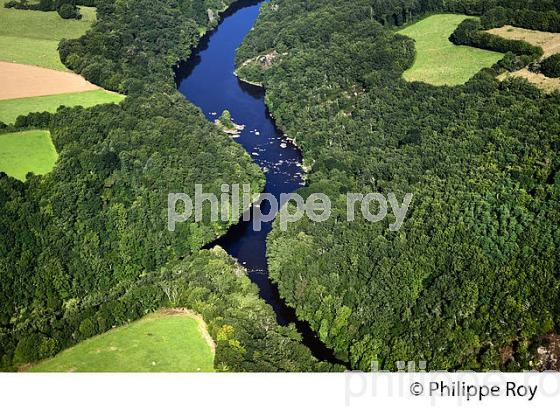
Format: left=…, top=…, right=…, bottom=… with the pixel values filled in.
left=541, top=54, right=560, bottom=78
left=2, top=0, right=560, bottom=373
left=237, top=0, right=560, bottom=370
left=0, top=0, right=333, bottom=371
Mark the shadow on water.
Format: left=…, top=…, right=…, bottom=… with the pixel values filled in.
left=175, top=0, right=347, bottom=366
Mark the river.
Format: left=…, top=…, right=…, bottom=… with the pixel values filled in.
left=176, top=1, right=343, bottom=364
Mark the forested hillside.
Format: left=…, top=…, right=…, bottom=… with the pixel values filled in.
left=238, top=0, right=560, bottom=370
left=0, top=0, right=327, bottom=371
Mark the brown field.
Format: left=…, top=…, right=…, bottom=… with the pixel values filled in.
left=499, top=69, right=560, bottom=93
left=0, top=61, right=98, bottom=100
left=488, top=26, right=560, bottom=92
left=487, top=25, right=560, bottom=57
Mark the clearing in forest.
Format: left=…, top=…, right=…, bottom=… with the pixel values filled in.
left=487, top=25, right=560, bottom=92
left=498, top=69, right=560, bottom=93
left=0, top=130, right=58, bottom=181
left=398, top=14, right=504, bottom=86
left=28, top=310, right=216, bottom=372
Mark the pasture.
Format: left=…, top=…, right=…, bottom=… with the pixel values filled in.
left=398, top=14, right=504, bottom=86
left=0, top=1, right=95, bottom=70
left=28, top=310, right=215, bottom=372
left=0, top=90, right=125, bottom=124
left=0, top=130, right=58, bottom=180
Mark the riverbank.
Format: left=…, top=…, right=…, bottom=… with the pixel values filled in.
left=235, top=72, right=307, bottom=163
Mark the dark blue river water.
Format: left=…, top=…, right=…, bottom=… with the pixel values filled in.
left=176, top=1, right=343, bottom=363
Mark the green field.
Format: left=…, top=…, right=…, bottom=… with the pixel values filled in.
left=29, top=311, right=215, bottom=372
left=398, top=14, right=504, bottom=86
left=0, top=1, right=95, bottom=70
left=0, top=90, right=125, bottom=124
left=0, top=130, right=58, bottom=180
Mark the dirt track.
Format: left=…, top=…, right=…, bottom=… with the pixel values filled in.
left=0, top=61, right=98, bottom=100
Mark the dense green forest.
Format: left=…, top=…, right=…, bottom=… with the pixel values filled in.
left=0, top=0, right=331, bottom=371
left=237, top=0, right=560, bottom=370
left=541, top=54, right=560, bottom=78
left=3, top=0, right=560, bottom=373
left=57, top=0, right=235, bottom=93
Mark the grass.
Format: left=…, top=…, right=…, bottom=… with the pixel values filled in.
left=0, top=90, right=125, bottom=124
left=398, top=14, right=504, bottom=86
left=0, top=1, right=96, bottom=70
left=29, top=311, right=215, bottom=372
left=0, top=130, right=58, bottom=180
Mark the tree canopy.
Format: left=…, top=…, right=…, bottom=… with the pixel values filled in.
left=237, top=0, right=560, bottom=370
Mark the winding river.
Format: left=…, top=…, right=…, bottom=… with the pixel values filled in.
left=176, top=1, right=343, bottom=364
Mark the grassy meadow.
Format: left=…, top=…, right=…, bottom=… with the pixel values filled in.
left=0, top=1, right=96, bottom=70
left=0, top=90, right=125, bottom=124
left=399, top=14, right=504, bottom=86
left=29, top=311, right=215, bottom=372
left=0, top=130, right=58, bottom=180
